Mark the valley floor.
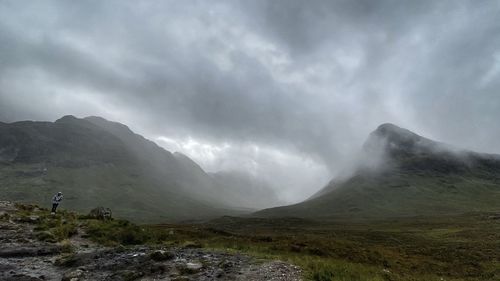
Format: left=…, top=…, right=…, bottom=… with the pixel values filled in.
left=156, top=214, right=500, bottom=281
left=1, top=201, right=499, bottom=281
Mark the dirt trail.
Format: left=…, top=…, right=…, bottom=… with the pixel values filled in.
left=0, top=201, right=302, bottom=281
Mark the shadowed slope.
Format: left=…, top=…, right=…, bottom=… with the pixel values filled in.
left=0, top=116, right=249, bottom=222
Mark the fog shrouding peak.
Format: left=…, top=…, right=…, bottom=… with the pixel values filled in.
left=1, top=0, right=500, bottom=203
left=363, top=123, right=437, bottom=158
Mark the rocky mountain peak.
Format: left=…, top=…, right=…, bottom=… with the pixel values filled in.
left=371, top=123, right=422, bottom=145
left=54, top=115, right=80, bottom=124
left=363, top=123, right=438, bottom=158
left=84, top=116, right=133, bottom=134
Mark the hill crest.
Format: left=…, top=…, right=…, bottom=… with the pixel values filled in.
left=255, top=123, right=500, bottom=218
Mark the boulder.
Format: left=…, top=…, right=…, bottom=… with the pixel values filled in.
left=150, top=250, right=175, bottom=261
left=88, top=207, right=112, bottom=220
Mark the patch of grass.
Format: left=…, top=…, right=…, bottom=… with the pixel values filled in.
left=84, top=219, right=153, bottom=245
left=52, top=222, right=78, bottom=241
left=35, top=230, right=57, bottom=242
left=32, top=211, right=79, bottom=241
left=148, top=214, right=500, bottom=281
left=9, top=204, right=80, bottom=242
left=60, top=239, right=76, bottom=253
left=181, top=240, right=203, bottom=249
left=303, top=258, right=385, bottom=281
left=54, top=253, right=80, bottom=267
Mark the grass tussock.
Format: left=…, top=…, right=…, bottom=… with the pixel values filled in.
left=84, top=219, right=151, bottom=245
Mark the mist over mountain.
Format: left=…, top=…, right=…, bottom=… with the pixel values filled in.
left=0, top=116, right=279, bottom=222
left=1, top=2, right=500, bottom=280
left=256, top=124, right=500, bottom=218
left=3, top=1, right=500, bottom=204
left=210, top=170, right=283, bottom=210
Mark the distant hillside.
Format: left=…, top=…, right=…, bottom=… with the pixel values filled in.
left=256, top=123, right=500, bottom=218
left=210, top=170, right=283, bottom=210
left=171, top=152, right=282, bottom=210
left=0, top=116, right=273, bottom=222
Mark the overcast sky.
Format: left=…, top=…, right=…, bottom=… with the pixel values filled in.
left=1, top=0, right=500, bottom=203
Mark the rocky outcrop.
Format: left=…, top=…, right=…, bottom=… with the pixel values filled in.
left=88, top=207, right=112, bottom=220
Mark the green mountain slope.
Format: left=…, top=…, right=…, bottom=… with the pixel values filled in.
left=0, top=116, right=248, bottom=222
left=255, top=124, right=500, bottom=218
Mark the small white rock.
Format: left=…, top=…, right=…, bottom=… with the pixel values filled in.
left=186, top=262, right=202, bottom=270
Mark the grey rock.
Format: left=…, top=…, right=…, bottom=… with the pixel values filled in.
left=61, top=269, right=84, bottom=281
left=0, top=246, right=62, bottom=258
left=186, top=262, right=203, bottom=270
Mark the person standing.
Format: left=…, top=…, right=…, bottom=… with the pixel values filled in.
left=51, top=192, right=63, bottom=214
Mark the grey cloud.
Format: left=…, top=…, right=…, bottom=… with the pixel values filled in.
left=234, top=0, right=438, bottom=56
left=1, top=0, right=500, bottom=201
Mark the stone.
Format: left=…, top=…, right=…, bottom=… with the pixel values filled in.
left=62, top=269, right=84, bottom=281
left=150, top=250, right=175, bottom=261
left=186, top=262, right=202, bottom=270
left=29, top=215, right=40, bottom=223
left=88, top=207, right=112, bottom=220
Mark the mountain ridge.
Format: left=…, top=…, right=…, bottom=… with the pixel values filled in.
left=0, top=115, right=280, bottom=222
left=255, top=123, right=500, bottom=218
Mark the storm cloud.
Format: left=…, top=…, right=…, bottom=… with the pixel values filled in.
left=1, top=0, right=499, bottom=202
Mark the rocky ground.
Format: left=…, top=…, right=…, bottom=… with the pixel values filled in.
left=0, top=201, right=302, bottom=281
